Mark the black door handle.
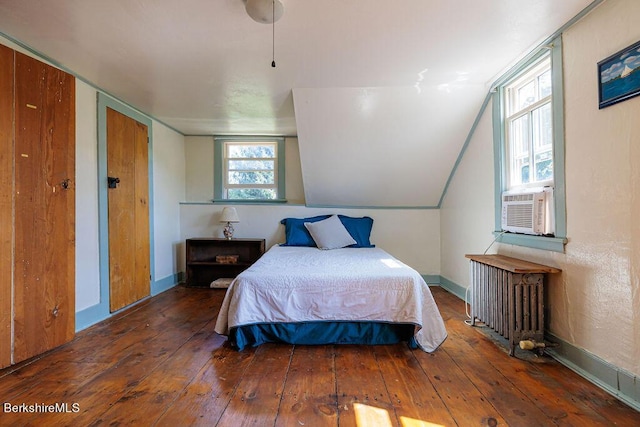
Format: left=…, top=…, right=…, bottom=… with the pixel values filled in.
left=108, top=176, right=120, bottom=189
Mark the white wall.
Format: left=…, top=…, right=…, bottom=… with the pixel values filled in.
left=293, top=86, right=487, bottom=208
left=184, top=136, right=305, bottom=204
left=152, top=124, right=186, bottom=282
left=440, top=105, right=496, bottom=287
left=180, top=204, right=440, bottom=276
left=75, top=80, right=101, bottom=311
left=440, top=0, right=640, bottom=377
left=182, top=135, right=440, bottom=275
left=184, top=136, right=214, bottom=202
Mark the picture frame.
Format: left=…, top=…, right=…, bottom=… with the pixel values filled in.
left=598, top=39, right=640, bottom=109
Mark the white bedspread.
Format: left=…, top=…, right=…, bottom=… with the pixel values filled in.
left=214, top=245, right=447, bottom=352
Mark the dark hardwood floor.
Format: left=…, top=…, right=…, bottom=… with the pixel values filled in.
left=0, top=285, right=637, bottom=426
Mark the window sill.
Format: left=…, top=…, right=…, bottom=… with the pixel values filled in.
left=493, top=231, right=567, bottom=253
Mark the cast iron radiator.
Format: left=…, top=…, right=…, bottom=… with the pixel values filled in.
left=466, top=254, right=559, bottom=356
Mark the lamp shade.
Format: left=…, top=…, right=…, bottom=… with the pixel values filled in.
left=219, top=207, right=240, bottom=223
left=246, top=0, right=284, bottom=24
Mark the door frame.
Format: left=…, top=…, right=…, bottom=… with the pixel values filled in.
left=96, top=93, right=155, bottom=317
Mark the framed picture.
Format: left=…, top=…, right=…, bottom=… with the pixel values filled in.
left=598, top=39, right=640, bottom=109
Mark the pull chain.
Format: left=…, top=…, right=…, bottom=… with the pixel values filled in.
left=271, top=0, right=276, bottom=67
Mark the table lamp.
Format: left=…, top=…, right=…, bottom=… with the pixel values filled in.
left=219, top=207, right=240, bottom=240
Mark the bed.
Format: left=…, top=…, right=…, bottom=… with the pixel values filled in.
left=213, top=215, right=448, bottom=352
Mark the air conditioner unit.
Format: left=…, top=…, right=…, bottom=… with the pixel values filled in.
left=501, top=187, right=554, bottom=236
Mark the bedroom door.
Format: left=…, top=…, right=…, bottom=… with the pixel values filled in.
left=107, top=107, right=150, bottom=312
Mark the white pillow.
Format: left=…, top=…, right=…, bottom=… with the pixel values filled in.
left=304, top=215, right=356, bottom=250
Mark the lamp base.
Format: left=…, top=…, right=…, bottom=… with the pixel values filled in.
left=223, top=222, right=234, bottom=240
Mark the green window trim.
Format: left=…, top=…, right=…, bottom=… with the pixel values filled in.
left=214, top=136, right=286, bottom=202
left=492, top=35, right=567, bottom=253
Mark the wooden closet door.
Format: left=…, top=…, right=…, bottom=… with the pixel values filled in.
left=0, top=44, right=13, bottom=368
left=107, top=107, right=150, bottom=312
left=13, top=52, right=75, bottom=364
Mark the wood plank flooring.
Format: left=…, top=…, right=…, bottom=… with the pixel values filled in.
left=0, top=286, right=637, bottom=426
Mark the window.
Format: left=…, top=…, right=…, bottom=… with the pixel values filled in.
left=224, top=141, right=277, bottom=199
left=504, top=56, right=553, bottom=190
left=214, top=137, right=285, bottom=202
left=492, top=36, right=567, bottom=252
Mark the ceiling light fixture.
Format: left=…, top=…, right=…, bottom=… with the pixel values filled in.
left=245, top=0, right=283, bottom=68
left=245, top=0, right=283, bottom=24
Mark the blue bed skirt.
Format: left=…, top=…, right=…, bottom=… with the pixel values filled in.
left=229, top=321, right=419, bottom=350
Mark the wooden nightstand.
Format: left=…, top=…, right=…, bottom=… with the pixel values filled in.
left=185, top=238, right=265, bottom=287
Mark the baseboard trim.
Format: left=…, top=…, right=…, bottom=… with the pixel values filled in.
left=545, top=332, right=640, bottom=412
left=75, top=303, right=110, bottom=332
left=437, top=275, right=467, bottom=301
left=152, top=272, right=183, bottom=296
left=436, top=274, right=640, bottom=411
left=75, top=272, right=183, bottom=332
left=422, top=274, right=441, bottom=285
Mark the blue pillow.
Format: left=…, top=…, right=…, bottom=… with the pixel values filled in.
left=280, top=214, right=374, bottom=248
left=280, top=215, right=331, bottom=246
left=338, top=215, right=375, bottom=248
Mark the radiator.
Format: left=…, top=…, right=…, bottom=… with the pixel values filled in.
left=467, top=256, right=550, bottom=356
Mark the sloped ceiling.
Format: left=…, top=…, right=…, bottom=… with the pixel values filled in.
left=293, top=85, right=488, bottom=207
left=0, top=0, right=598, bottom=207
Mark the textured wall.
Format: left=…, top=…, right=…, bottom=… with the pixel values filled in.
left=440, top=0, right=640, bottom=376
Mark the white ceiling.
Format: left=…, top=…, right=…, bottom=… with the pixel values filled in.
left=0, top=0, right=598, bottom=206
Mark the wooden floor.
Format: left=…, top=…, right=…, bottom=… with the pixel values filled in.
left=0, top=286, right=637, bottom=427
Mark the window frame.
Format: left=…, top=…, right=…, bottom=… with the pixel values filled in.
left=214, top=136, right=286, bottom=203
left=492, top=36, right=567, bottom=252
left=504, top=56, right=554, bottom=190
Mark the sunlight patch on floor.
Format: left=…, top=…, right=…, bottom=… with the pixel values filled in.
left=400, top=415, right=445, bottom=427
left=354, top=403, right=444, bottom=427
left=354, top=403, right=392, bottom=426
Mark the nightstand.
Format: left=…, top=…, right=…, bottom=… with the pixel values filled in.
left=185, top=238, right=265, bottom=287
